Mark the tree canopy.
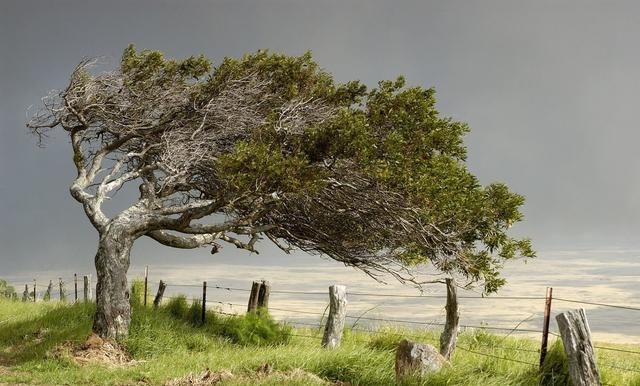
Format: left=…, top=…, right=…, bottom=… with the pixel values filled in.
left=29, top=46, right=533, bottom=294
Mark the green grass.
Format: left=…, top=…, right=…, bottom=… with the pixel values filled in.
left=1, top=298, right=639, bottom=386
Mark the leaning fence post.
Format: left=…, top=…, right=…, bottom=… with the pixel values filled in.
left=83, top=275, right=89, bottom=302
left=44, top=280, right=53, bottom=302
left=201, top=281, right=207, bottom=324
left=22, top=284, right=29, bottom=302
left=439, top=278, right=459, bottom=360
left=144, top=266, right=149, bottom=307
left=153, top=280, right=166, bottom=308
left=74, top=273, right=78, bottom=302
left=247, top=281, right=261, bottom=312
left=556, top=308, right=601, bottom=386
left=257, top=280, right=271, bottom=310
left=539, top=287, right=553, bottom=367
left=58, top=278, right=66, bottom=302
left=322, top=284, right=347, bottom=349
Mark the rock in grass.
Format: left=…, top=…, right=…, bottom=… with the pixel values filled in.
left=395, top=339, right=448, bottom=381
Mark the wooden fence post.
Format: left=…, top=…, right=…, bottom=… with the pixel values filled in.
left=257, top=280, right=271, bottom=310
left=22, top=284, right=29, bottom=302
left=539, top=287, right=553, bottom=367
left=74, top=273, right=78, bottom=302
left=83, top=276, right=89, bottom=302
left=439, top=278, right=459, bottom=360
left=33, top=279, right=37, bottom=302
left=44, top=280, right=53, bottom=302
left=201, top=281, right=207, bottom=324
left=153, top=280, right=166, bottom=308
left=144, top=266, right=149, bottom=307
left=88, top=274, right=92, bottom=301
left=556, top=308, right=601, bottom=386
left=247, top=281, right=261, bottom=312
left=58, top=278, right=66, bottom=302
left=322, top=284, right=347, bottom=349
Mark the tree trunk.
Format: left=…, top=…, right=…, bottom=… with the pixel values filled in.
left=439, top=278, right=459, bottom=360
left=92, top=225, right=135, bottom=340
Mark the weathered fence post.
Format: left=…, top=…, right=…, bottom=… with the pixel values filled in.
left=322, top=284, right=347, bottom=349
left=83, top=275, right=89, bottom=302
left=58, top=278, right=66, bottom=302
left=144, top=266, right=149, bottom=307
left=539, top=287, right=553, bottom=367
left=556, top=308, right=601, bottom=386
left=87, top=274, right=92, bottom=301
left=22, top=284, right=29, bottom=302
left=201, top=281, right=207, bottom=324
left=33, top=279, right=37, bottom=302
left=74, top=273, right=78, bottom=302
left=439, top=278, right=459, bottom=360
left=153, top=280, right=166, bottom=308
left=257, top=280, right=271, bottom=310
left=44, top=280, right=53, bottom=302
left=247, top=281, right=261, bottom=312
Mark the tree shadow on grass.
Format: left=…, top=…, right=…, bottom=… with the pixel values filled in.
left=0, top=302, right=94, bottom=366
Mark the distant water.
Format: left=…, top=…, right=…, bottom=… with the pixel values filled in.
left=4, top=250, right=639, bottom=344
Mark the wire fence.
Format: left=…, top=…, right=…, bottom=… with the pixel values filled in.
left=3, top=271, right=640, bottom=377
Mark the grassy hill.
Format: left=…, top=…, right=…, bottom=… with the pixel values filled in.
left=1, top=294, right=639, bottom=385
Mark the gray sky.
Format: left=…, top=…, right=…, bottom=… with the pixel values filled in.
left=2, top=0, right=640, bottom=274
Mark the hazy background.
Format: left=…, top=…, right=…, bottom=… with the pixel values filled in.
left=1, top=1, right=639, bottom=279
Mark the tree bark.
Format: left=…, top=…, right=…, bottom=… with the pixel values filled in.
left=92, top=224, right=135, bottom=340
left=439, top=278, right=459, bottom=360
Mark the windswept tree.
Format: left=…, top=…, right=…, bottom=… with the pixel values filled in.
left=28, top=46, right=533, bottom=340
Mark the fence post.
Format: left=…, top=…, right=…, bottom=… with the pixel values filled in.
left=44, top=280, right=53, bottom=302
left=153, top=280, right=166, bottom=308
left=88, top=274, right=92, bottom=301
left=539, top=287, right=553, bottom=367
left=83, top=275, right=89, bottom=302
left=439, top=278, right=459, bottom=360
left=144, top=266, right=149, bottom=307
left=247, top=281, right=261, bottom=312
left=257, top=280, right=271, bottom=310
left=322, top=284, right=347, bottom=349
left=74, top=273, right=78, bottom=302
left=201, top=281, right=207, bottom=324
left=556, top=308, right=601, bottom=386
left=22, top=284, right=29, bottom=302
left=33, top=279, right=37, bottom=302
left=59, top=278, right=66, bottom=302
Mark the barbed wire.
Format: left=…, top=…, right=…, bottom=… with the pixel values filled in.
left=594, top=345, right=640, bottom=356
left=599, top=362, right=640, bottom=374
left=554, top=297, right=640, bottom=312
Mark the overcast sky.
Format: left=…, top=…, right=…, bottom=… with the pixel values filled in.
left=2, top=0, right=640, bottom=274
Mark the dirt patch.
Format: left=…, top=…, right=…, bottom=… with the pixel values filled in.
left=165, top=364, right=332, bottom=385
left=53, top=333, right=135, bottom=367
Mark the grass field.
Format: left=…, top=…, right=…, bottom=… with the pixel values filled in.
left=1, top=296, right=639, bottom=385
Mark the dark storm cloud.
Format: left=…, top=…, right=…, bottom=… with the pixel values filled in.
left=2, top=0, right=639, bottom=273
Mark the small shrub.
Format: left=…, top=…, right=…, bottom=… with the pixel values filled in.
left=187, top=299, right=203, bottom=326
left=164, top=295, right=189, bottom=319
left=211, top=308, right=291, bottom=346
left=539, top=341, right=570, bottom=385
left=129, top=279, right=146, bottom=307
left=0, top=280, right=16, bottom=299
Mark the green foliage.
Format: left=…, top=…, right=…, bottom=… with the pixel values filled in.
left=210, top=308, right=292, bottom=346
left=0, top=280, right=16, bottom=299
left=161, top=296, right=291, bottom=346
left=164, top=295, right=189, bottom=319
left=539, top=341, right=571, bottom=385
left=129, top=279, right=147, bottom=307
